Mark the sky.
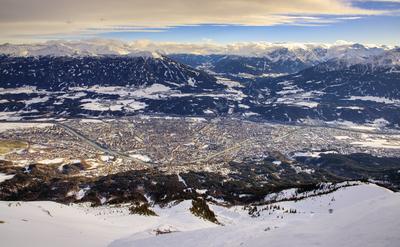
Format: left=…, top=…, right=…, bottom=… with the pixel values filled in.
left=0, top=0, right=399, bottom=45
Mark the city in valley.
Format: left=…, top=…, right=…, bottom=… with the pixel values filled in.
left=1, top=116, right=400, bottom=177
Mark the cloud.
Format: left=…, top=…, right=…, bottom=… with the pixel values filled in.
left=125, top=39, right=363, bottom=55
left=0, top=0, right=390, bottom=42
left=336, top=16, right=363, bottom=20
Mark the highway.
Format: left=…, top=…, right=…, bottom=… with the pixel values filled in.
left=0, top=120, right=149, bottom=166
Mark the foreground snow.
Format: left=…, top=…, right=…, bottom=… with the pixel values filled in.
left=0, top=183, right=399, bottom=247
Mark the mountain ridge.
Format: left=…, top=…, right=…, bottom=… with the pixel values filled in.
left=1, top=39, right=399, bottom=68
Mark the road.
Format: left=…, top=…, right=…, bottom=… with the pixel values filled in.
left=59, top=122, right=152, bottom=165
left=0, top=120, right=149, bottom=165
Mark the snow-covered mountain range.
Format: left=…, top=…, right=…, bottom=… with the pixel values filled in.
left=1, top=39, right=399, bottom=67
left=0, top=40, right=160, bottom=58
left=0, top=39, right=399, bottom=126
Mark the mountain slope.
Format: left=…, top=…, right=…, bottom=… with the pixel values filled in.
left=111, top=184, right=400, bottom=247
left=170, top=54, right=308, bottom=76
left=0, top=55, right=220, bottom=90
left=2, top=183, right=398, bottom=247
left=239, top=56, right=400, bottom=125
left=0, top=55, right=240, bottom=118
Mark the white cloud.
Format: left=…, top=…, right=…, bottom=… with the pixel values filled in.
left=336, top=16, right=363, bottom=20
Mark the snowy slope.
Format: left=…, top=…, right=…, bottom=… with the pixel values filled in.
left=112, top=184, right=400, bottom=247
left=0, top=200, right=215, bottom=247
left=0, top=183, right=399, bottom=247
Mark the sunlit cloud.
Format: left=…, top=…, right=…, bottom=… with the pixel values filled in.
left=0, top=0, right=391, bottom=42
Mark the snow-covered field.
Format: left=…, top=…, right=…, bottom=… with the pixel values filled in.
left=0, top=183, right=399, bottom=247
left=0, top=122, right=54, bottom=132
left=351, top=134, right=400, bottom=149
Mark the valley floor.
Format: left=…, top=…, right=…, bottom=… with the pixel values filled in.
left=0, top=183, right=399, bottom=247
